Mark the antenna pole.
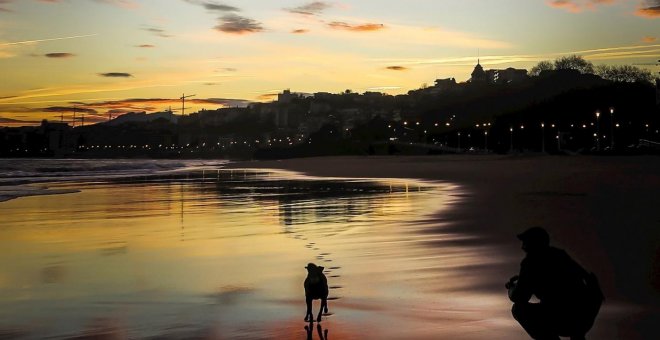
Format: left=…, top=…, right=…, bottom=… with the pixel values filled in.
left=179, top=93, right=196, bottom=117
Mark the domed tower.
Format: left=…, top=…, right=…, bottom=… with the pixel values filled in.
left=470, top=59, right=487, bottom=83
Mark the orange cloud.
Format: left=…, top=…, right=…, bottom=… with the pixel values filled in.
left=642, top=36, right=657, bottom=42
left=635, top=1, right=660, bottom=18
left=292, top=29, right=310, bottom=34
left=547, top=0, right=618, bottom=13
left=548, top=0, right=582, bottom=12
left=327, top=21, right=385, bottom=32
left=74, top=98, right=250, bottom=112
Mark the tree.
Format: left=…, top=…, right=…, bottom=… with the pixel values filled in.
left=554, top=55, right=594, bottom=74
left=529, top=60, right=554, bottom=76
left=595, top=64, right=654, bottom=83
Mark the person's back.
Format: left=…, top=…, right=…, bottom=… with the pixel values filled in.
left=518, top=246, right=589, bottom=307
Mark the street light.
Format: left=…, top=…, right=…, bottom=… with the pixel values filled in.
left=596, top=111, right=601, bottom=152
left=541, top=122, right=545, bottom=153
left=610, top=107, right=614, bottom=150
left=510, top=127, right=514, bottom=153
left=457, top=132, right=461, bottom=151
left=484, top=130, right=488, bottom=151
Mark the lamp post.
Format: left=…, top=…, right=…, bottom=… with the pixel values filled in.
left=596, top=111, right=601, bottom=152
left=610, top=107, right=614, bottom=150
left=541, top=122, right=545, bottom=153
left=509, top=127, right=514, bottom=153
left=484, top=131, right=488, bottom=152
left=457, top=132, right=461, bottom=152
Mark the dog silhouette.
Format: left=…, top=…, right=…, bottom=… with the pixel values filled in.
left=304, top=263, right=329, bottom=322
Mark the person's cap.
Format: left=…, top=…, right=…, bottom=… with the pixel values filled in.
left=517, top=227, right=550, bottom=244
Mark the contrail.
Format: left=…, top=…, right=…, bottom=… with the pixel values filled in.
left=0, top=34, right=97, bottom=46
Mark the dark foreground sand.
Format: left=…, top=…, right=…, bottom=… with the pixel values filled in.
left=229, top=155, right=660, bottom=339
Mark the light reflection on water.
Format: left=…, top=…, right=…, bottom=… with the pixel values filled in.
left=0, top=169, right=512, bottom=339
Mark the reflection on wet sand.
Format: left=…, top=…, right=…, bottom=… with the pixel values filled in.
left=0, top=169, right=515, bottom=339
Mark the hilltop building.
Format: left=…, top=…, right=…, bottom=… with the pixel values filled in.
left=486, top=68, right=529, bottom=84
left=470, top=60, right=528, bottom=85
left=470, top=60, right=488, bottom=84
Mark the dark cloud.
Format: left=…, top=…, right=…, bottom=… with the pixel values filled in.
left=203, top=2, right=239, bottom=12
left=636, top=0, right=660, bottom=17
left=183, top=1, right=264, bottom=35
left=0, top=117, right=29, bottom=124
left=45, top=52, right=75, bottom=58
left=327, top=21, right=385, bottom=32
left=135, top=44, right=155, bottom=48
left=292, top=29, right=310, bottom=34
left=0, top=0, right=13, bottom=12
left=215, top=14, right=264, bottom=34
left=43, top=106, right=98, bottom=114
left=286, top=1, right=331, bottom=16
left=183, top=0, right=239, bottom=12
left=107, top=109, right=131, bottom=114
left=257, top=93, right=278, bottom=101
left=142, top=27, right=171, bottom=38
left=385, top=66, right=408, bottom=71
left=99, top=72, right=133, bottom=78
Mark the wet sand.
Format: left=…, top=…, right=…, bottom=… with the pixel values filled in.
left=1, top=168, right=503, bottom=339
left=228, top=155, right=660, bottom=339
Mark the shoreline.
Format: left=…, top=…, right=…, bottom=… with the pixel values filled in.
left=227, top=154, right=660, bottom=338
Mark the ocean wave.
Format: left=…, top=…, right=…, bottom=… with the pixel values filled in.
left=0, top=159, right=229, bottom=200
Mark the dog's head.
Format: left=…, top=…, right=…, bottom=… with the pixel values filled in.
left=305, top=263, right=324, bottom=275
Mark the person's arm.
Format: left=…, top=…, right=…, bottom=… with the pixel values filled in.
left=508, top=262, right=534, bottom=303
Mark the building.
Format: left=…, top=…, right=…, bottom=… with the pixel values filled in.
left=470, top=60, right=528, bottom=85
left=470, top=60, right=488, bottom=83
left=433, top=78, right=458, bottom=92
left=485, top=67, right=529, bottom=84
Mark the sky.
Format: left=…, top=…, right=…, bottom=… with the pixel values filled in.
left=0, top=0, right=659, bottom=126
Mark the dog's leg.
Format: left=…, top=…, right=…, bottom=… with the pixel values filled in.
left=305, top=297, right=312, bottom=322
left=323, top=297, right=328, bottom=313
left=317, top=299, right=324, bottom=322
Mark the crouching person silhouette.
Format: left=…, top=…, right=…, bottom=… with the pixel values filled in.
left=507, top=227, right=604, bottom=340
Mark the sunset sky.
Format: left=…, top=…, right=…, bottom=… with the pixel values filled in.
left=1, top=0, right=659, bottom=126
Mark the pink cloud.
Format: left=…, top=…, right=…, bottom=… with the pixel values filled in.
left=547, top=0, right=618, bottom=13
